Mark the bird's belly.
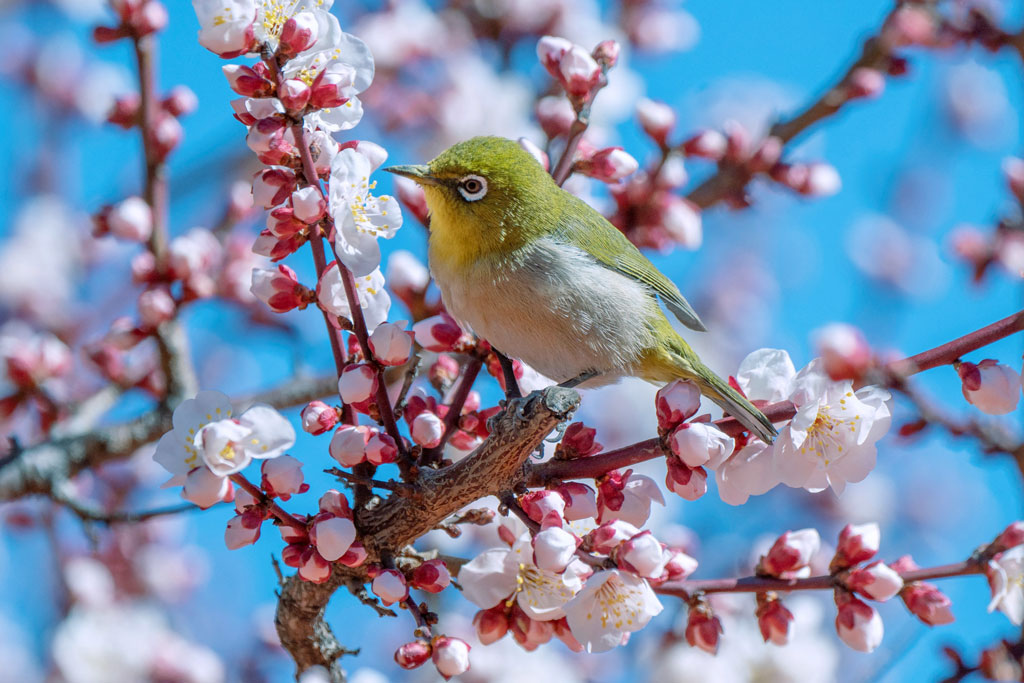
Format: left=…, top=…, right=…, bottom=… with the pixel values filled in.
left=431, top=238, right=659, bottom=384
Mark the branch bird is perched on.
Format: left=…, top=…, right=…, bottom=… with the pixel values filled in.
left=386, top=137, right=777, bottom=443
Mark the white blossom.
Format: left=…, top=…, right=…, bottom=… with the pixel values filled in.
left=328, top=149, right=403, bottom=277
left=316, top=262, right=390, bottom=332
left=562, top=570, right=663, bottom=653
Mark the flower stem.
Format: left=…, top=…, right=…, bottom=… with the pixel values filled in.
left=229, top=473, right=307, bottom=531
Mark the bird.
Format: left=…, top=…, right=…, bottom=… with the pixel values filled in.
left=385, top=136, right=776, bottom=443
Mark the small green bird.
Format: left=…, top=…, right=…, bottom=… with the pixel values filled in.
left=386, top=136, right=776, bottom=443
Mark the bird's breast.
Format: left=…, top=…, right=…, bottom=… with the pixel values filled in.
left=428, top=236, right=661, bottom=383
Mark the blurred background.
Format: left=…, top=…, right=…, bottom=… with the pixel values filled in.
left=0, top=0, right=1022, bottom=681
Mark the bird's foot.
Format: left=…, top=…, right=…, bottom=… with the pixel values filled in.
left=544, top=418, right=570, bottom=444
left=495, top=350, right=522, bottom=400
left=558, top=369, right=599, bottom=389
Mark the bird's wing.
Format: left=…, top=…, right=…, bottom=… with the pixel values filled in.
left=553, top=194, right=707, bottom=332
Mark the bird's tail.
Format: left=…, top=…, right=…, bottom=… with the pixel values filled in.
left=681, top=360, right=777, bottom=444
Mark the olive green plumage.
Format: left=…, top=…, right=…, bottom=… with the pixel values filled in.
left=386, top=137, right=776, bottom=443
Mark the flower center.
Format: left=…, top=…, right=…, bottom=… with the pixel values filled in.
left=799, top=392, right=861, bottom=466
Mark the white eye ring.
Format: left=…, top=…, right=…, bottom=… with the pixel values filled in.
left=457, top=175, right=487, bottom=201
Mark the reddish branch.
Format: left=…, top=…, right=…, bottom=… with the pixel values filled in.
left=657, top=559, right=985, bottom=599
left=421, top=356, right=483, bottom=464
left=229, top=473, right=307, bottom=532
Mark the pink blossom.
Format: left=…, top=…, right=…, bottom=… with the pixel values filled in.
left=557, top=422, right=602, bottom=459
left=368, top=321, right=412, bottom=366
left=250, top=265, right=305, bottom=313
left=847, top=562, right=904, bottom=601
left=297, top=548, right=331, bottom=583
left=520, top=489, right=566, bottom=527
left=222, top=64, right=271, bottom=98
left=617, top=531, right=669, bottom=579
left=756, top=596, right=794, bottom=645
left=557, top=482, right=598, bottom=521
left=667, top=422, right=734, bottom=469
left=636, top=97, right=675, bottom=145
left=411, top=411, right=443, bottom=448
left=317, top=263, right=391, bottom=332
left=371, top=568, right=408, bottom=606
left=685, top=607, right=722, bottom=654
left=107, top=196, right=152, bottom=242
left=279, top=79, right=311, bottom=111
left=655, top=379, right=701, bottom=431
left=412, top=314, right=465, bottom=352
left=588, top=519, right=641, bottom=555
left=432, top=636, right=470, bottom=680
left=181, top=466, right=232, bottom=509
left=310, top=515, right=356, bottom=562
left=835, top=593, right=883, bottom=652
left=813, top=322, right=873, bottom=381
left=958, top=359, right=1020, bottom=415
left=328, top=425, right=370, bottom=467
left=395, top=640, right=431, bottom=670
left=665, top=459, right=707, bottom=501
left=902, top=581, right=955, bottom=625
left=760, top=528, right=821, bottom=577
left=410, top=559, right=451, bottom=594
left=337, top=363, right=377, bottom=411
left=385, top=250, right=430, bottom=301
left=277, top=10, right=318, bottom=55
left=833, top=522, right=880, bottom=569
left=365, top=432, right=398, bottom=465
left=224, top=513, right=261, bottom=549
left=260, top=455, right=307, bottom=499
left=300, top=400, right=338, bottom=436
left=577, top=147, right=639, bottom=182
left=252, top=168, right=296, bottom=209
left=473, top=605, right=509, bottom=645
left=682, top=129, right=727, bottom=159
left=533, top=526, right=579, bottom=573
left=192, top=0, right=256, bottom=57
left=137, top=288, right=176, bottom=328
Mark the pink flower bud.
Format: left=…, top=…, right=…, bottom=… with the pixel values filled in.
left=958, top=360, right=1020, bottom=415
left=224, top=513, right=262, bottom=550
left=149, top=114, right=182, bottom=161
left=536, top=96, right=575, bottom=138
left=533, top=526, right=578, bottom=573
left=661, top=196, right=703, bottom=249
left=319, top=489, right=352, bottom=519
left=369, top=322, right=413, bottom=366
left=411, top=411, right=444, bottom=448
left=847, top=67, right=885, bottom=99
left=993, top=521, right=1024, bottom=553
left=668, top=423, right=733, bottom=469
left=835, top=592, right=883, bottom=652
left=338, top=363, right=378, bottom=411
left=138, top=288, right=176, bottom=328
left=279, top=78, right=311, bottom=112
left=250, top=265, right=304, bottom=313
left=665, top=459, right=707, bottom=501
left=559, top=45, right=602, bottom=99
left=365, top=432, right=398, bottom=465
left=587, top=519, right=640, bottom=554
left=182, top=466, right=232, bottom=509
left=537, top=35, right=572, bottom=74
left=301, top=400, right=338, bottom=435
left=510, top=607, right=554, bottom=650
left=310, top=515, right=356, bottom=561
left=577, top=147, right=639, bottom=182
left=130, top=1, right=168, bottom=36
left=107, top=94, right=140, bottom=128
left=747, top=136, right=783, bottom=173
left=756, top=596, right=794, bottom=645
left=328, top=425, right=370, bottom=467
left=760, top=528, right=821, bottom=577
left=297, top=548, right=332, bottom=583
left=617, top=530, right=668, bottom=579
left=371, top=568, right=408, bottom=606
left=834, top=523, right=880, bottom=569
left=412, top=314, right=464, bottom=352
left=682, top=129, right=727, bottom=159
left=557, top=422, right=602, bottom=459
left=592, top=39, right=620, bottom=68
left=266, top=207, right=306, bottom=239
left=162, top=85, right=197, bottom=117
left=395, top=640, right=432, bottom=670
left=882, top=6, right=935, bottom=48
left=410, top=558, right=451, bottom=593
left=107, top=196, right=152, bottom=242
left=338, top=542, right=367, bottom=568
left=901, top=582, right=955, bottom=625
left=252, top=168, right=296, bottom=209
left=685, top=608, right=722, bottom=654
left=800, top=163, right=842, bottom=197
left=260, top=455, right=307, bottom=500
left=290, top=186, right=326, bottom=224
left=813, top=323, right=873, bottom=381
left=636, top=98, right=675, bottom=145
left=473, top=605, right=509, bottom=645
left=1005, top=157, right=1024, bottom=200
left=278, top=10, right=319, bottom=55
left=847, top=561, right=904, bottom=602
left=655, top=380, right=701, bottom=431
left=664, top=549, right=699, bottom=581
left=310, top=63, right=357, bottom=109
left=557, top=482, right=598, bottom=521
left=518, top=137, right=549, bottom=170
left=432, top=636, right=471, bottom=680
left=222, top=64, right=272, bottom=98
left=520, top=490, right=566, bottom=527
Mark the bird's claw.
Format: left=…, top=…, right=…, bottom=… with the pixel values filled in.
left=544, top=418, right=570, bottom=444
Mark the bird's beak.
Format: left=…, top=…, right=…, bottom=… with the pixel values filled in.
left=384, top=164, right=439, bottom=186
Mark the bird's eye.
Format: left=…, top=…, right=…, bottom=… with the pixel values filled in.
left=457, top=175, right=487, bottom=202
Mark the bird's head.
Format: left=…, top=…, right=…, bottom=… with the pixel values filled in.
left=385, top=137, right=558, bottom=254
